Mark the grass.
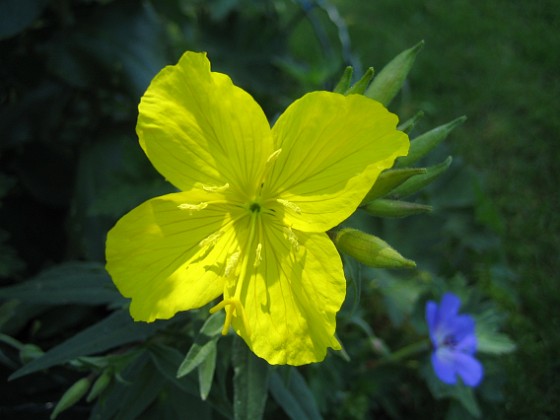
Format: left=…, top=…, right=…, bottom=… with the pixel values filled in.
left=332, top=0, right=560, bottom=416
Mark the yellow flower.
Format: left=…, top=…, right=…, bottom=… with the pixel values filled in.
left=105, top=51, right=409, bottom=365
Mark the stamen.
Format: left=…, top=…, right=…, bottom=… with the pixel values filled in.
left=283, top=226, right=300, bottom=252
left=225, top=251, right=241, bottom=277
left=178, top=202, right=208, bottom=214
left=276, top=198, right=302, bottom=214
left=202, top=183, right=230, bottom=193
left=254, top=243, right=262, bottom=268
left=266, top=148, right=282, bottom=164
left=199, top=231, right=223, bottom=249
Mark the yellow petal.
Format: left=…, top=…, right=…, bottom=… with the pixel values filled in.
left=105, top=190, right=241, bottom=322
left=266, top=92, right=409, bottom=232
left=137, top=51, right=273, bottom=199
left=231, top=221, right=345, bottom=365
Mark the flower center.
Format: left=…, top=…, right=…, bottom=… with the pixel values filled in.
left=442, top=334, right=458, bottom=349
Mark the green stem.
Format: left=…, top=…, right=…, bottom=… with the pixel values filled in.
left=377, top=338, right=430, bottom=366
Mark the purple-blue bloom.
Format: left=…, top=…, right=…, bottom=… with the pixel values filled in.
left=426, top=292, right=483, bottom=387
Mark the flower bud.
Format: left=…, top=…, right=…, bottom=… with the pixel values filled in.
left=391, top=156, right=452, bottom=198
left=397, top=110, right=424, bottom=133
left=396, top=116, right=466, bottom=167
left=364, top=198, right=432, bottom=218
left=364, top=40, right=424, bottom=106
left=345, top=67, right=375, bottom=95
left=361, top=167, right=426, bottom=204
left=86, top=370, right=112, bottom=402
left=19, top=344, right=44, bottom=364
left=333, top=66, right=353, bottom=93
left=334, top=228, right=416, bottom=269
left=50, top=377, right=91, bottom=419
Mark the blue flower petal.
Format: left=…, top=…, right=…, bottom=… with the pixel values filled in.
left=454, top=352, right=484, bottom=387
left=426, top=301, right=438, bottom=343
left=439, top=292, right=461, bottom=320
left=456, top=328, right=477, bottom=354
left=431, top=349, right=457, bottom=384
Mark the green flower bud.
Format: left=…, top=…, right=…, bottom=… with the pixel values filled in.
left=86, top=370, right=112, bottom=402
left=19, top=344, right=44, bottom=364
left=334, top=228, right=416, bottom=269
left=364, top=40, right=424, bottom=106
left=396, top=116, right=466, bottom=167
left=333, top=66, right=353, bottom=93
left=50, top=377, right=91, bottom=419
left=361, top=167, right=426, bottom=204
left=397, top=110, right=424, bottom=133
left=364, top=198, right=432, bottom=218
left=345, top=67, right=375, bottom=95
left=391, top=156, right=453, bottom=198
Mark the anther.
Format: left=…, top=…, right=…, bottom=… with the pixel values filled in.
left=283, top=226, right=300, bottom=252
left=202, top=183, right=230, bottom=192
left=199, top=231, right=223, bottom=249
left=277, top=198, right=302, bottom=214
left=178, top=202, right=208, bottom=214
left=254, top=243, right=262, bottom=268
left=225, top=251, right=241, bottom=277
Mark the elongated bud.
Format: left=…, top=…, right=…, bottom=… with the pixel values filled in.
left=364, top=199, right=432, bottom=218
left=397, top=110, right=424, bottom=133
left=391, top=156, right=453, bottom=198
left=345, top=67, right=375, bottom=95
left=334, top=228, right=416, bottom=269
left=333, top=66, right=353, bottom=93
left=86, top=370, right=112, bottom=402
left=361, top=168, right=426, bottom=204
left=364, top=40, right=424, bottom=106
left=396, top=116, right=466, bottom=167
left=50, top=377, right=91, bottom=419
left=19, top=344, right=44, bottom=364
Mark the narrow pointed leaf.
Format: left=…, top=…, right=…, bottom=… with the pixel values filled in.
left=10, top=310, right=163, bottom=380
left=198, top=342, right=217, bottom=400
left=0, top=262, right=123, bottom=305
left=50, top=377, right=91, bottom=419
left=177, top=311, right=224, bottom=378
left=269, top=368, right=322, bottom=420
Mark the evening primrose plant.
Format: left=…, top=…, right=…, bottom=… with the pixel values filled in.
left=1, top=40, right=514, bottom=420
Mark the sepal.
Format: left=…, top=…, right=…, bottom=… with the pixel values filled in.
left=50, top=377, right=92, bottom=419
left=333, top=66, right=353, bottom=93
left=345, top=67, right=375, bottom=95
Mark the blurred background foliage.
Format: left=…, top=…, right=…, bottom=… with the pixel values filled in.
left=0, top=0, right=557, bottom=418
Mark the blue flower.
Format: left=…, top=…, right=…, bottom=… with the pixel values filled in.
left=426, top=292, right=483, bottom=387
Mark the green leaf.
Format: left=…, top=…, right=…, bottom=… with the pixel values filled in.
left=0, top=261, right=123, bottom=306
left=476, top=310, right=516, bottom=355
left=198, top=341, right=217, bottom=400
left=10, top=310, right=164, bottom=380
left=0, top=0, right=49, bottom=39
left=148, top=344, right=199, bottom=396
left=177, top=311, right=224, bottom=378
left=269, top=368, right=323, bottom=420
left=232, top=336, right=270, bottom=420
